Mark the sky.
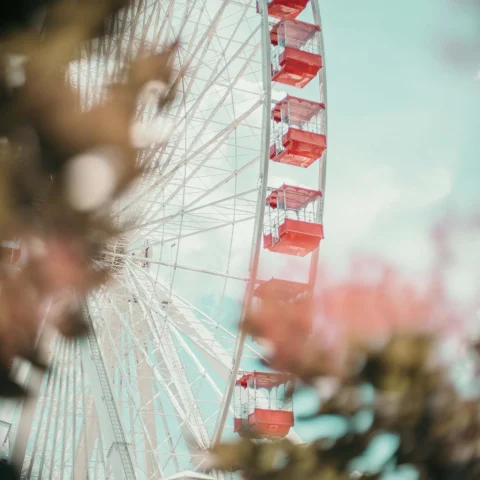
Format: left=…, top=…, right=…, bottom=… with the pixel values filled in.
left=309, top=0, right=480, bottom=275
left=288, top=1, right=480, bottom=476
left=316, top=0, right=480, bottom=277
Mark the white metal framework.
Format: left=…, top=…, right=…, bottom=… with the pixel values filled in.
left=0, top=0, right=327, bottom=478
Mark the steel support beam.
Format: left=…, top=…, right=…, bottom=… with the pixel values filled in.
left=80, top=311, right=137, bottom=480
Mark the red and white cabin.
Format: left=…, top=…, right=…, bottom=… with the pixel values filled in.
left=257, top=0, right=309, bottom=19
left=270, top=19, right=322, bottom=88
left=234, top=372, right=295, bottom=440
left=264, top=184, right=324, bottom=257
left=254, top=277, right=309, bottom=303
left=270, top=95, right=326, bottom=168
left=254, top=278, right=313, bottom=332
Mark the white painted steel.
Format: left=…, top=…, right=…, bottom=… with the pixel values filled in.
left=0, top=0, right=329, bottom=477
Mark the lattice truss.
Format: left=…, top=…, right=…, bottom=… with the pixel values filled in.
left=0, top=0, right=278, bottom=478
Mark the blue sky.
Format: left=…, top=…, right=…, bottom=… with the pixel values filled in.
left=288, top=1, right=479, bottom=477
left=305, top=0, right=480, bottom=276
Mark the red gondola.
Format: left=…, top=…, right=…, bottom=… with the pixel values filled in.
left=234, top=372, right=295, bottom=439
left=270, top=19, right=322, bottom=88
left=270, top=95, right=326, bottom=167
left=264, top=184, right=324, bottom=256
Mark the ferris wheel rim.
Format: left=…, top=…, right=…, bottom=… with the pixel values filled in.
left=213, top=0, right=328, bottom=446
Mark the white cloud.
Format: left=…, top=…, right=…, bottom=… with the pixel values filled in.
left=444, top=229, right=480, bottom=305
left=320, top=164, right=454, bottom=278
left=402, top=168, right=452, bottom=208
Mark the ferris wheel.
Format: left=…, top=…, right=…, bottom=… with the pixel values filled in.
left=0, top=0, right=327, bottom=478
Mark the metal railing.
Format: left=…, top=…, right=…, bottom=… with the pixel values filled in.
left=271, top=46, right=281, bottom=75
left=271, top=121, right=288, bottom=154
left=264, top=198, right=322, bottom=241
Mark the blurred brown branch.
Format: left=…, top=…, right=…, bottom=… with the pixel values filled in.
left=0, top=0, right=181, bottom=402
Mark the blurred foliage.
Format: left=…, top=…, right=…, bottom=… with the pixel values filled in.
left=207, top=333, right=480, bottom=480
left=0, top=0, right=180, bottom=400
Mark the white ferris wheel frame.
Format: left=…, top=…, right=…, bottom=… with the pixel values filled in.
left=0, top=0, right=328, bottom=478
